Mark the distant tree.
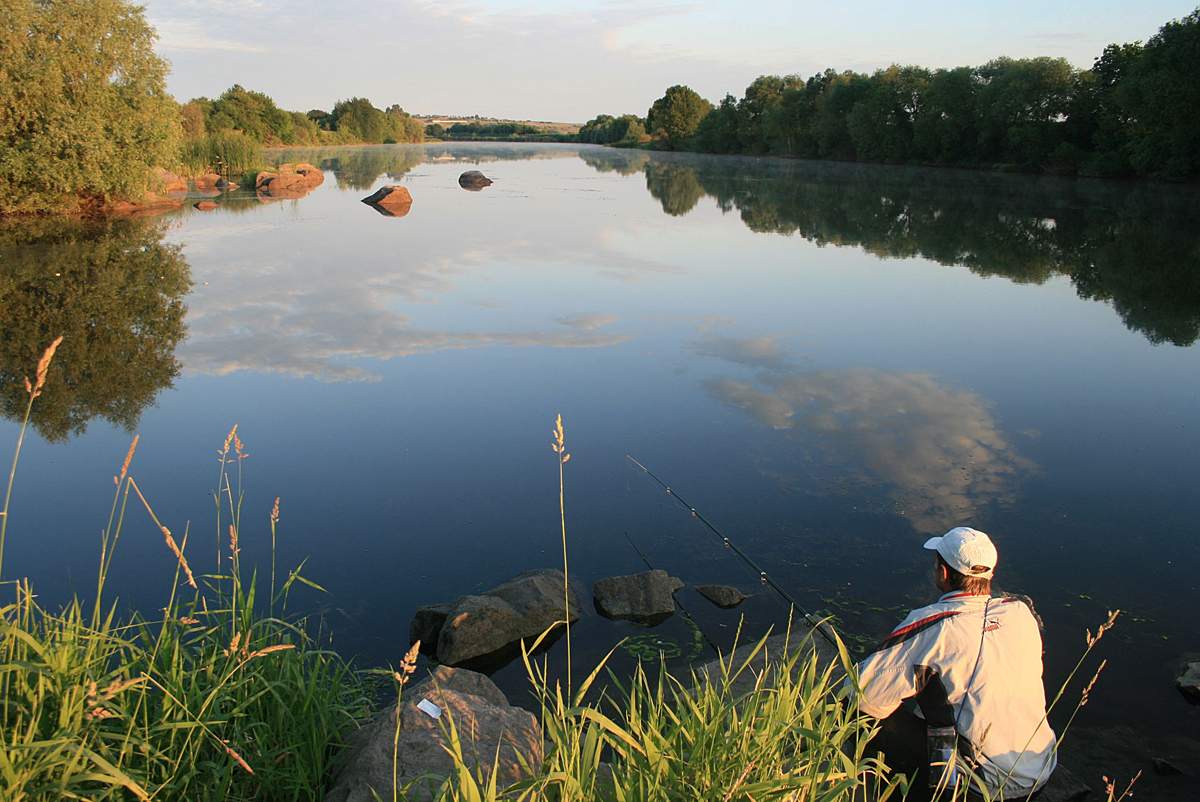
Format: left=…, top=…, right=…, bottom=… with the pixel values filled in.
left=912, top=67, right=979, bottom=163
left=846, top=66, right=930, bottom=161
left=425, top=123, right=446, bottom=139
left=0, top=0, right=182, bottom=214
left=973, top=57, right=1075, bottom=166
left=331, top=97, right=392, bottom=143
left=206, top=85, right=297, bottom=144
left=646, top=85, right=714, bottom=149
left=695, top=95, right=741, bottom=153
left=1117, top=9, right=1200, bottom=178
left=812, top=71, right=872, bottom=159
left=307, top=109, right=334, bottom=130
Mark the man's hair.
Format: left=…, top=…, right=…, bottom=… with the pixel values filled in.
left=937, top=554, right=992, bottom=595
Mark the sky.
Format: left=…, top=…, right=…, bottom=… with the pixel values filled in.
left=144, top=0, right=1196, bottom=123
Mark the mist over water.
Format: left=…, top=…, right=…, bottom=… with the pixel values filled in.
left=2, top=143, right=1197, bottom=740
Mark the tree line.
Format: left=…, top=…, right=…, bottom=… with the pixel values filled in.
left=585, top=8, right=1199, bottom=179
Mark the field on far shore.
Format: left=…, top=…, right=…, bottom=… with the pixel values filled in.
left=415, top=115, right=581, bottom=135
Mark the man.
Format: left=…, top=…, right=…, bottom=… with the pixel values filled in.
left=848, top=527, right=1057, bottom=798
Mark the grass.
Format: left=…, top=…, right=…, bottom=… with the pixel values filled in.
left=179, top=131, right=265, bottom=178
left=1, top=347, right=1133, bottom=801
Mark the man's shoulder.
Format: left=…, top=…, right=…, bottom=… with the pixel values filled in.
left=995, top=591, right=1045, bottom=631
left=880, top=600, right=964, bottom=648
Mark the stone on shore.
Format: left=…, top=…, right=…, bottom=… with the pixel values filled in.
left=458, top=170, right=493, bottom=190
left=153, top=167, right=188, bottom=195
left=695, top=584, right=747, bottom=609
left=361, top=185, right=413, bottom=217
left=256, top=163, right=325, bottom=198
left=324, top=666, right=541, bottom=802
left=1036, top=765, right=1091, bottom=802
left=429, top=569, right=581, bottom=666
left=593, top=570, right=683, bottom=623
left=1177, top=660, right=1200, bottom=703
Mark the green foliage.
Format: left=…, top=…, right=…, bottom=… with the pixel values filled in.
left=329, top=98, right=423, bottom=145
left=646, top=85, right=714, bottom=149
left=0, top=217, right=190, bottom=441
left=593, top=7, right=1200, bottom=179
left=0, top=0, right=182, bottom=214
left=579, top=114, right=646, bottom=145
left=179, top=131, right=263, bottom=176
left=205, top=84, right=307, bottom=145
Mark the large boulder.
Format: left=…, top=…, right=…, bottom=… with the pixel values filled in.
left=1036, top=765, right=1091, bottom=802
left=458, top=170, right=493, bottom=190
left=695, top=584, right=747, bottom=609
left=593, top=570, right=683, bottom=623
left=152, top=167, right=188, bottom=195
left=432, top=570, right=581, bottom=666
left=693, top=630, right=839, bottom=697
left=256, top=163, right=325, bottom=198
left=361, top=185, right=413, bottom=217
left=193, top=172, right=222, bottom=191
left=410, top=603, right=451, bottom=654
left=325, top=666, right=541, bottom=802
left=1177, top=660, right=1200, bottom=703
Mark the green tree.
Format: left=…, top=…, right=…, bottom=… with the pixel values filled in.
left=0, top=217, right=190, bottom=440
left=846, top=66, right=930, bottom=162
left=646, top=85, right=714, bottom=149
left=694, top=95, right=741, bottom=153
left=973, top=57, right=1076, bottom=166
left=330, top=97, right=390, bottom=143
left=812, top=71, right=872, bottom=159
left=0, top=0, right=182, bottom=214
left=205, top=85, right=297, bottom=144
left=912, top=67, right=980, bottom=164
left=1117, top=9, right=1200, bottom=178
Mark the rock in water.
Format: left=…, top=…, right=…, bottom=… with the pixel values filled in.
left=593, top=570, right=683, bottom=623
left=1177, top=660, right=1200, bottom=703
left=458, top=170, right=493, bottom=190
left=193, top=200, right=218, bottom=211
left=695, top=584, right=747, bottom=609
left=324, top=666, right=541, bottom=802
left=434, top=569, right=581, bottom=666
left=361, top=185, right=414, bottom=217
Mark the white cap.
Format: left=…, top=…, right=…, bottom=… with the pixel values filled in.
left=923, top=527, right=998, bottom=578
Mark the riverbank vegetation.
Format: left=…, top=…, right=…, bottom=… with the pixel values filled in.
left=584, top=7, right=1200, bottom=180
left=1, top=0, right=424, bottom=215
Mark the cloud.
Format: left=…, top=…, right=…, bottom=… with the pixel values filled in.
left=706, top=368, right=1034, bottom=533
left=152, top=18, right=270, bottom=53
left=556, top=313, right=618, bottom=331
left=690, top=335, right=789, bottom=369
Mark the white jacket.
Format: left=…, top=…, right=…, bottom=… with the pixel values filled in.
left=850, top=591, right=1057, bottom=796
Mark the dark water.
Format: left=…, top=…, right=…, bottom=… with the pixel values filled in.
left=2, top=143, right=1198, bottom=744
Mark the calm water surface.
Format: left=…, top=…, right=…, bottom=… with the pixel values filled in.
left=2, top=143, right=1197, bottom=740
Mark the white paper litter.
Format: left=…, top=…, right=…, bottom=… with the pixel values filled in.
left=416, top=698, right=442, bottom=719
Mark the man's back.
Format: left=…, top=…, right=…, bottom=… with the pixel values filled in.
left=854, top=592, right=1057, bottom=796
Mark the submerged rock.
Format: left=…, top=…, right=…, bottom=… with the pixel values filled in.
left=193, top=200, right=218, bottom=211
left=1177, top=660, right=1200, bottom=703
left=424, top=569, right=581, bottom=666
left=103, top=192, right=182, bottom=217
left=458, top=170, right=493, bottom=190
left=361, top=185, right=413, bottom=217
left=324, top=666, right=541, bottom=802
left=593, top=570, right=683, bottom=623
left=695, top=584, right=747, bottom=609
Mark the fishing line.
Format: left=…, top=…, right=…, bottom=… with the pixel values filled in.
left=625, top=454, right=840, bottom=651
left=622, top=531, right=721, bottom=657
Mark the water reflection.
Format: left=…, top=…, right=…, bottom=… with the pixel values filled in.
left=705, top=362, right=1033, bottom=533
left=583, top=150, right=1200, bottom=346
left=0, top=218, right=190, bottom=440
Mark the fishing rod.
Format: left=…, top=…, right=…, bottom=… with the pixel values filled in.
left=625, top=454, right=840, bottom=651
left=623, top=531, right=721, bottom=657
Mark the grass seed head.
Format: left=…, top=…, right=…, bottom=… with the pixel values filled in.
left=28, top=335, right=64, bottom=399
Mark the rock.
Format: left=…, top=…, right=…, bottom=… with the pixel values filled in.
left=695, top=584, right=747, bottom=609
left=255, top=163, right=324, bottom=198
left=103, top=192, right=182, bottom=217
left=361, top=185, right=413, bottom=217
left=153, top=167, right=187, bottom=194
left=1036, top=765, right=1091, bottom=802
left=324, top=666, right=541, bottom=802
left=1153, top=756, right=1185, bottom=776
left=193, top=200, right=218, bottom=211
left=435, top=570, right=581, bottom=666
left=458, top=170, right=493, bottom=190
left=193, top=172, right=222, bottom=190
left=593, top=570, right=683, bottom=623
left=1176, top=661, right=1200, bottom=703
left=409, top=603, right=451, bottom=654
left=215, top=177, right=239, bottom=191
